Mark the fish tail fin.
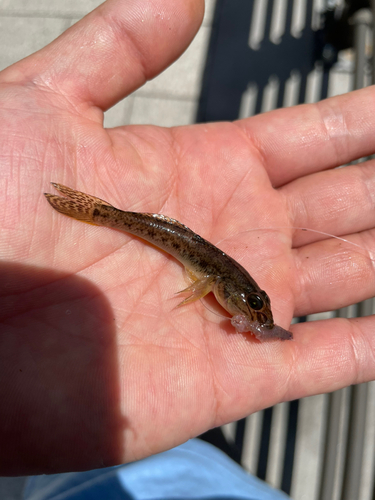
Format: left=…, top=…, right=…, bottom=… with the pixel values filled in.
left=44, top=183, right=113, bottom=225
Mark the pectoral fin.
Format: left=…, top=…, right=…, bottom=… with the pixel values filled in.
left=175, top=275, right=216, bottom=307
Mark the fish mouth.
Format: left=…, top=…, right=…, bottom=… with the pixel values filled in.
left=231, top=314, right=292, bottom=341
left=254, top=312, right=273, bottom=328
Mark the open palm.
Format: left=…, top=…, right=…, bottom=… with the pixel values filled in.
left=2, top=0, right=375, bottom=475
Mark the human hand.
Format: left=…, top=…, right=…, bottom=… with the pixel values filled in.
left=1, top=0, right=375, bottom=475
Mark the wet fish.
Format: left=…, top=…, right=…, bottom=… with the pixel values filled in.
left=45, top=183, right=292, bottom=341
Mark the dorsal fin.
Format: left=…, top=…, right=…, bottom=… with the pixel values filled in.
left=145, top=213, right=194, bottom=233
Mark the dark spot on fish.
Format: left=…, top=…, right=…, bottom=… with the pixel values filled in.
left=93, top=208, right=100, bottom=216
left=193, top=234, right=205, bottom=243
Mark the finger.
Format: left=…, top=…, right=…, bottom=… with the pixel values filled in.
left=283, top=317, right=375, bottom=401
left=0, top=0, right=204, bottom=111
left=293, top=229, right=375, bottom=316
left=236, top=86, right=375, bottom=187
left=282, top=160, right=375, bottom=247
left=212, top=316, right=375, bottom=427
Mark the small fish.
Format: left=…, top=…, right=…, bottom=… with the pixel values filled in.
left=44, top=183, right=292, bottom=341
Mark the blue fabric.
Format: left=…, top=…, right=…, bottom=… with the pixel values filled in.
left=23, top=439, right=290, bottom=500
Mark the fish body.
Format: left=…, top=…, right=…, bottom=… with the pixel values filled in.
left=45, top=183, right=292, bottom=341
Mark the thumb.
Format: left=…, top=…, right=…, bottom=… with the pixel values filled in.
left=0, top=0, right=205, bottom=111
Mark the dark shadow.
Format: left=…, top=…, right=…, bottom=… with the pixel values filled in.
left=0, top=262, right=125, bottom=475
left=256, top=407, right=273, bottom=480
left=199, top=427, right=242, bottom=464
left=281, top=399, right=299, bottom=494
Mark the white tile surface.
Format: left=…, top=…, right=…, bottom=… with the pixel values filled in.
left=104, top=97, right=135, bottom=128
left=0, top=0, right=103, bottom=15
left=203, top=0, right=217, bottom=25
left=129, top=96, right=197, bottom=127
left=0, top=16, right=68, bottom=71
left=291, top=394, right=328, bottom=500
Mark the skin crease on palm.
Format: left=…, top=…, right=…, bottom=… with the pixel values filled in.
left=2, top=0, right=375, bottom=476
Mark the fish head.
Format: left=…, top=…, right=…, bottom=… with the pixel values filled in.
left=213, top=279, right=274, bottom=328
left=213, top=279, right=292, bottom=340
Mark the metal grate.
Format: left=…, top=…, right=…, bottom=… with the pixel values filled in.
left=198, top=1, right=375, bottom=498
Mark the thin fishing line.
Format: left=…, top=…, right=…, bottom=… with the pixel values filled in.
left=214, top=226, right=375, bottom=262
left=199, top=297, right=228, bottom=319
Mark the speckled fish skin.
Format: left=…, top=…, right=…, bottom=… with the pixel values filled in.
left=44, top=183, right=292, bottom=341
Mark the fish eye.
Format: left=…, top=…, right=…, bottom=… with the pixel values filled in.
left=247, top=294, right=264, bottom=311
